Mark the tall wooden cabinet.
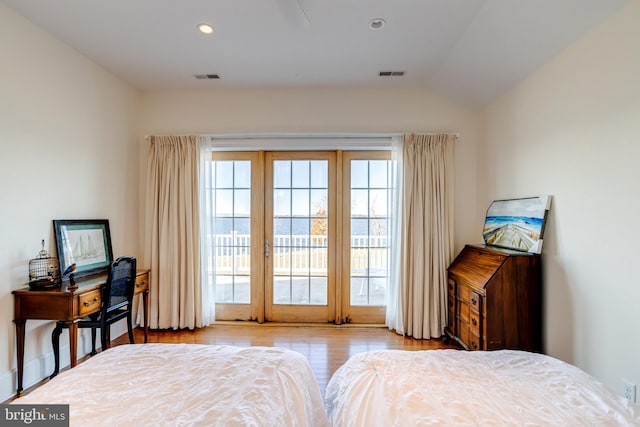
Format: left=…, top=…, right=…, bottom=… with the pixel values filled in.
left=445, top=244, right=542, bottom=352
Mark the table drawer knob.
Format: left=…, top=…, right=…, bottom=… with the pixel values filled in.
left=84, top=296, right=98, bottom=306
left=472, top=318, right=477, bottom=326
left=471, top=297, right=477, bottom=305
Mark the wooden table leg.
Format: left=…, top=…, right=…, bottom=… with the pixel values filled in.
left=14, top=319, right=26, bottom=395
left=143, top=289, right=149, bottom=343
left=68, top=321, right=78, bottom=368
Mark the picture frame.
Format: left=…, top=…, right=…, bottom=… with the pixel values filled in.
left=482, top=195, right=552, bottom=254
left=53, top=219, right=114, bottom=278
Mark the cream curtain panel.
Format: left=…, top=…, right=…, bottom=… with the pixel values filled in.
left=144, top=135, right=207, bottom=329
left=386, top=133, right=456, bottom=339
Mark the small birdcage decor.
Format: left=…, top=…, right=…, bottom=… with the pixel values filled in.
left=28, top=240, right=61, bottom=290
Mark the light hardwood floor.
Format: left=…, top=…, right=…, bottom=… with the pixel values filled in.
left=113, top=323, right=461, bottom=395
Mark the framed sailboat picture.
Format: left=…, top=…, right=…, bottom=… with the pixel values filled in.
left=53, top=219, right=113, bottom=278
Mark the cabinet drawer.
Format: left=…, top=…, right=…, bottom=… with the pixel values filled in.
left=469, top=332, right=481, bottom=351
left=447, top=278, right=455, bottom=293
left=469, top=311, right=481, bottom=336
left=134, top=273, right=149, bottom=294
left=457, top=284, right=471, bottom=303
left=470, top=291, right=482, bottom=312
left=458, top=300, right=469, bottom=323
left=457, top=319, right=469, bottom=346
left=79, top=290, right=101, bottom=316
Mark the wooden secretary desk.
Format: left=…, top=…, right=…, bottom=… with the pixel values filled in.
left=444, top=244, right=542, bottom=352
left=13, top=269, right=149, bottom=394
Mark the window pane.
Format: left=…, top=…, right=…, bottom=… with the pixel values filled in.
left=310, top=277, right=327, bottom=305
left=369, top=218, right=387, bottom=244
left=273, top=247, right=290, bottom=272
left=216, top=275, right=233, bottom=302
left=292, top=218, right=310, bottom=237
left=310, top=189, right=327, bottom=215
left=234, top=276, right=250, bottom=304
left=351, top=218, right=368, bottom=238
left=274, top=189, right=291, bottom=216
left=214, top=217, right=232, bottom=235
left=273, top=277, right=291, bottom=304
left=350, top=247, right=368, bottom=273
left=291, top=189, right=310, bottom=216
left=234, top=161, right=251, bottom=188
left=291, top=277, right=310, bottom=304
left=310, top=161, right=328, bottom=187
left=310, top=219, right=327, bottom=245
left=351, top=160, right=368, bottom=188
left=369, top=160, right=388, bottom=188
left=369, top=189, right=387, bottom=216
left=274, top=217, right=291, bottom=238
left=234, top=189, right=250, bottom=216
left=351, top=189, right=368, bottom=217
left=215, top=190, right=233, bottom=216
left=234, top=218, right=250, bottom=237
left=292, top=161, right=310, bottom=188
left=216, top=161, right=234, bottom=188
left=274, top=161, right=291, bottom=188
left=309, top=248, right=327, bottom=272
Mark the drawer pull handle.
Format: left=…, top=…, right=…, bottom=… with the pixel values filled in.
left=471, top=297, right=477, bottom=305
left=84, top=297, right=98, bottom=306
left=136, top=281, right=146, bottom=287
left=471, top=341, right=477, bottom=349
left=472, top=318, right=477, bottom=326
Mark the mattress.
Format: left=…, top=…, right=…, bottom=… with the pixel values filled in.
left=14, top=343, right=329, bottom=427
left=325, top=349, right=640, bottom=427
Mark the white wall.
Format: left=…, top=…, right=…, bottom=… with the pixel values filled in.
left=139, top=87, right=482, bottom=252
left=0, top=3, right=140, bottom=401
left=480, top=0, right=640, bottom=396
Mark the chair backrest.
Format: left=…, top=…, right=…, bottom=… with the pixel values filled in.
left=103, top=256, right=137, bottom=314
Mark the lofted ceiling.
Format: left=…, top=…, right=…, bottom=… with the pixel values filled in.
left=1, top=0, right=630, bottom=108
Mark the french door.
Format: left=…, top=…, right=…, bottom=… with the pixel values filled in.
left=265, top=152, right=336, bottom=322
left=206, top=150, right=391, bottom=323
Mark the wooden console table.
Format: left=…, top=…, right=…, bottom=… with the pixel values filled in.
left=12, top=269, right=149, bottom=394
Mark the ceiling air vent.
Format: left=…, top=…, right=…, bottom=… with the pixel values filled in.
left=194, top=74, right=220, bottom=80
left=378, top=71, right=405, bottom=77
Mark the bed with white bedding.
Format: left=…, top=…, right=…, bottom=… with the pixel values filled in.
left=325, top=349, right=640, bottom=427
left=14, top=343, right=329, bottom=427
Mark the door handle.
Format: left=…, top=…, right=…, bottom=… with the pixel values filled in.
left=264, top=239, right=270, bottom=257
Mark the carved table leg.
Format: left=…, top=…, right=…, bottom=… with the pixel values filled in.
left=14, top=319, right=26, bottom=395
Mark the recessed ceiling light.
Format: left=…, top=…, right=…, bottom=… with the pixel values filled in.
left=369, top=18, right=386, bottom=30
left=198, top=23, right=214, bottom=35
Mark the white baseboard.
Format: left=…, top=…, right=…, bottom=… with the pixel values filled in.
left=1, top=322, right=130, bottom=403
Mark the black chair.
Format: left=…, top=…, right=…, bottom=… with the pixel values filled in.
left=51, top=256, right=137, bottom=377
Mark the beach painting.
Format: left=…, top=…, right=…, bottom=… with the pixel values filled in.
left=483, top=196, right=551, bottom=253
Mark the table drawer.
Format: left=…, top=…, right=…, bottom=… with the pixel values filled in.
left=135, top=273, right=149, bottom=294
left=78, top=290, right=101, bottom=316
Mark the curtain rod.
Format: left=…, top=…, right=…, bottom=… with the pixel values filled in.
left=143, top=132, right=460, bottom=141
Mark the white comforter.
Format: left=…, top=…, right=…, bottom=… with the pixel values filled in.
left=15, top=343, right=329, bottom=427
left=325, top=349, right=640, bottom=427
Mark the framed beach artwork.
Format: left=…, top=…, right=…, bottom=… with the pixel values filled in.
left=482, top=196, right=552, bottom=254
left=53, top=219, right=114, bottom=278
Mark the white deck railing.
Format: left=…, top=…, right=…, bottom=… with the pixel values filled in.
left=206, top=233, right=388, bottom=275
